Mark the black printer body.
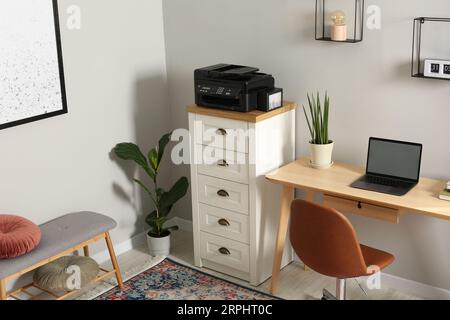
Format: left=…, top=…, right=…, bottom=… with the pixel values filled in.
left=194, top=64, right=276, bottom=112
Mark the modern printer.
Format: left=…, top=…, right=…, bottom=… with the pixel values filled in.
left=194, top=64, right=283, bottom=113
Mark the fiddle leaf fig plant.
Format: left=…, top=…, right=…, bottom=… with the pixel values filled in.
left=113, top=132, right=189, bottom=238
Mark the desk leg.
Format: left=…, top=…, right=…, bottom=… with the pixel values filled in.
left=270, top=185, right=294, bottom=295
left=302, top=191, right=315, bottom=271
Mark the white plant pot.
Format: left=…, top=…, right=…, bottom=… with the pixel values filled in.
left=146, top=233, right=171, bottom=256
left=310, top=142, right=334, bottom=169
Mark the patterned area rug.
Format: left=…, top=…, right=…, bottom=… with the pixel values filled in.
left=95, top=258, right=278, bottom=300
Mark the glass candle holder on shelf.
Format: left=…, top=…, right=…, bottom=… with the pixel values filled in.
left=330, top=10, right=347, bottom=41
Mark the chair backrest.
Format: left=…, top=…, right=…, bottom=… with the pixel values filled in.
left=290, top=199, right=368, bottom=279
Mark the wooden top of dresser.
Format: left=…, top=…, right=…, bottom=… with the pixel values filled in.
left=186, top=101, right=297, bottom=123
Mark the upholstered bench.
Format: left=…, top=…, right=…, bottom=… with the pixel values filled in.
left=0, top=212, right=123, bottom=300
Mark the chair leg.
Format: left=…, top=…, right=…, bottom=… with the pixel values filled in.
left=322, top=288, right=336, bottom=300
left=336, top=278, right=346, bottom=300
left=83, top=245, right=90, bottom=257
left=105, top=232, right=124, bottom=289
left=0, top=279, right=7, bottom=300
left=322, top=279, right=347, bottom=300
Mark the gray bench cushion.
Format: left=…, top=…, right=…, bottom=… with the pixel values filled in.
left=0, top=212, right=116, bottom=279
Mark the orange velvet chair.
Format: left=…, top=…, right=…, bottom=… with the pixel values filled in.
left=289, top=199, right=395, bottom=300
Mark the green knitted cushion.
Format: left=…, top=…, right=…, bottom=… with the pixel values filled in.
left=33, top=256, right=99, bottom=292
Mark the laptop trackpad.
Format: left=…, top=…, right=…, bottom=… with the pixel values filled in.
left=350, top=180, right=406, bottom=196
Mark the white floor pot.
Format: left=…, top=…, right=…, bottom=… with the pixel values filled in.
left=310, top=142, right=334, bottom=168
left=146, top=233, right=171, bottom=256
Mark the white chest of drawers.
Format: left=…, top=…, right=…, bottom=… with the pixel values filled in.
left=187, top=102, right=296, bottom=286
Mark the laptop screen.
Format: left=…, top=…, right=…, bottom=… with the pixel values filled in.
left=367, top=138, right=422, bottom=182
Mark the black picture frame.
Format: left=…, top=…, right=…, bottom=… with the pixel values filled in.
left=0, top=0, right=68, bottom=131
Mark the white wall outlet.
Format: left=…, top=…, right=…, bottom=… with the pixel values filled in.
left=424, top=59, right=450, bottom=79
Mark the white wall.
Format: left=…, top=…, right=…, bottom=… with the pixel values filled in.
left=162, top=0, right=450, bottom=292
left=0, top=0, right=170, bottom=252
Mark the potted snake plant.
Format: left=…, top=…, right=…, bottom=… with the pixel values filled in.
left=303, top=92, right=334, bottom=169
left=113, top=132, right=189, bottom=256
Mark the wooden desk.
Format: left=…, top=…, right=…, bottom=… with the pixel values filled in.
left=266, top=157, right=450, bottom=294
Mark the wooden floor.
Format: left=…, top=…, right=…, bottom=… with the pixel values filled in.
left=97, top=230, right=420, bottom=300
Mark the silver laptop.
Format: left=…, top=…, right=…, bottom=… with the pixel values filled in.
left=351, top=138, right=423, bottom=196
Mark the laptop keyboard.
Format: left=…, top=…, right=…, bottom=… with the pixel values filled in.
left=366, top=175, right=408, bottom=187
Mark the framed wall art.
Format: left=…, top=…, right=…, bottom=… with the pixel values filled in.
left=0, top=0, right=67, bottom=131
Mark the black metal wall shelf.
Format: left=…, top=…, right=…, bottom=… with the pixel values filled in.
left=315, top=0, right=365, bottom=43
left=411, top=17, right=450, bottom=80
left=316, top=37, right=361, bottom=44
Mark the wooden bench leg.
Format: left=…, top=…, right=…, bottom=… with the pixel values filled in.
left=83, top=245, right=90, bottom=257
left=0, top=279, right=7, bottom=300
left=105, top=232, right=124, bottom=289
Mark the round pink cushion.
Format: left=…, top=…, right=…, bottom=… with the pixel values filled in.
left=0, top=215, right=41, bottom=259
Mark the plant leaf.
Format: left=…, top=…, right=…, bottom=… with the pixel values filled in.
left=304, top=92, right=331, bottom=144
left=157, top=132, right=172, bottom=168
left=114, top=143, right=155, bottom=180
left=302, top=104, right=314, bottom=142
left=159, top=205, right=173, bottom=218
left=145, top=210, right=167, bottom=236
left=133, top=178, right=152, bottom=196
left=324, top=93, right=329, bottom=143
left=145, top=211, right=158, bottom=228
left=148, top=148, right=158, bottom=171
left=156, top=187, right=165, bottom=201
left=133, top=179, right=157, bottom=207
left=308, top=94, right=316, bottom=143
left=165, top=225, right=179, bottom=232
left=158, top=177, right=189, bottom=217
left=312, top=95, right=320, bottom=144
left=114, top=143, right=148, bottom=167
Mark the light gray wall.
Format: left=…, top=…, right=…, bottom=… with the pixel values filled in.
left=0, top=0, right=170, bottom=251
left=162, top=0, right=450, bottom=290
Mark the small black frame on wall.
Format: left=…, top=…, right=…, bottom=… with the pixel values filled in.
left=315, top=0, right=365, bottom=43
left=411, top=17, right=450, bottom=81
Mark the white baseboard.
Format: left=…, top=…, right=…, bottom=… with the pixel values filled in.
left=168, top=216, right=193, bottom=232
left=91, top=231, right=147, bottom=264
left=381, top=272, right=450, bottom=300
left=93, top=217, right=192, bottom=264
left=92, top=216, right=193, bottom=264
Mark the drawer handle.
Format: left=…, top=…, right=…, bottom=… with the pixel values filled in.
left=216, top=128, right=228, bottom=136
left=357, top=202, right=362, bottom=209
left=218, top=218, right=231, bottom=226
left=217, top=159, right=229, bottom=167
left=219, top=247, right=231, bottom=255
left=217, top=189, right=229, bottom=197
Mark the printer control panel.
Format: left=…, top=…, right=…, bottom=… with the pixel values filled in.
left=197, top=84, right=240, bottom=98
